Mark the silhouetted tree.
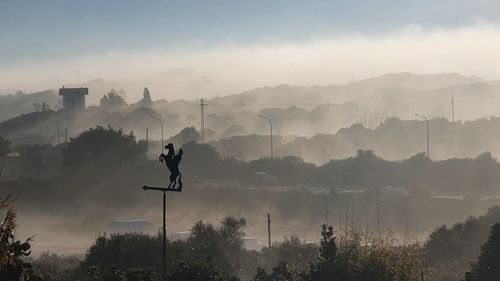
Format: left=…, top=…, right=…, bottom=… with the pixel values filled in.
left=33, top=252, right=80, bottom=281
left=254, top=262, right=296, bottom=281
left=168, top=261, right=239, bottom=281
left=168, top=127, right=200, bottom=148
left=63, top=126, right=146, bottom=170
left=17, top=144, right=50, bottom=178
left=466, top=223, right=500, bottom=281
left=307, top=224, right=345, bottom=281
left=100, top=90, right=127, bottom=109
left=80, top=233, right=162, bottom=274
left=0, top=196, right=40, bottom=281
left=0, top=137, right=11, bottom=177
left=188, top=216, right=247, bottom=275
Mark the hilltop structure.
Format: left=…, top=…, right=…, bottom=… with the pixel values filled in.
left=131, top=87, right=153, bottom=108
left=59, top=87, right=88, bottom=110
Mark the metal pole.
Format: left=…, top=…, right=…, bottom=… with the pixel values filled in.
left=200, top=99, right=204, bottom=143
left=150, top=116, right=164, bottom=153
left=415, top=114, right=430, bottom=159
left=143, top=186, right=180, bottom=280
left=267, top=213, right=271, bottom=247
left=163, top=191, right=166, bottom=281
left=258, top=115, right=273, bottom=159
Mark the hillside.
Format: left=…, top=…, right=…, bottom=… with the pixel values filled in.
left=0, top=90, right=58, bottom=122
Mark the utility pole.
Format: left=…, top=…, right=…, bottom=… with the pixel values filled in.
left=48, top=119, right=60, bottom=145
left=142, top=185, right=182, bottom=281
left=258, top=115, right=273, bottom=159
left=65, top=127, right=68, bottom=143
left=200, top=99, right=207, bottom=143
left=415, top=114, right=430, bottom=159
left=150, top=116, right=164, bottom=153
left=267, top=213, right=272, bottom=248
left=451, top=96, right=455, bottom=123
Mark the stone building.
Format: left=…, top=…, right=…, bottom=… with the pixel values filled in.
left=59, top=87, right=88, bottom=110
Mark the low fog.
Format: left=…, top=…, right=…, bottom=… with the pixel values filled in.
left=5, top=19, right=500, bottom=281
left=2, top=22, right=500, bottom=102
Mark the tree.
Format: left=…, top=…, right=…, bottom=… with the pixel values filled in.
left=33, top=252, right=80, bottom=281
left=0, top=196, right=40, bottom=281
left=100, top=90, right=127, bottom=109
left=168, top=262, right=239, bottom=281
left=63, top=125, right=147, bottom=170
left=81, top=233, right=162, bottom=273
left=466, top=223, right=500, bottom=281
left=254, top=262, right=296, bottom=281
left=168, top=127, right=200, bottom=148
left=188, top=216, right=247, bottom=276
left=307, top=224, right=340, bottom=281
left=0, top=137, right=11, bottom=177
left=17, top=144, right=50, bottom=178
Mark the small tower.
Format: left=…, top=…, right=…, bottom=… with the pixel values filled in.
left=59, top=86, right=88, bottom=111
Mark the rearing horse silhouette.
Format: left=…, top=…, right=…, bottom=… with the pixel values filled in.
left=159, top=143, right=183, bottom=190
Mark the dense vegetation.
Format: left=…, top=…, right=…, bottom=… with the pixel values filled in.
left=2, top=125, right=500, bottom=281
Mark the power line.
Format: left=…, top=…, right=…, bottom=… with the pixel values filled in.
left=245, top=220, right=267, bottom=228
left=273, top=220, right=319, bottom=233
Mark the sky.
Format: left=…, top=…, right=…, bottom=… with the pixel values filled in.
left=2, top=0, right=500, bottom=93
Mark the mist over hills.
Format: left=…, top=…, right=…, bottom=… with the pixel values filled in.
left=0, top=72, right=496, bottom=121
left=3, top=72, right=500, bottom=163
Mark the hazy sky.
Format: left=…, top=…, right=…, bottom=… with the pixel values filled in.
left=2, top=0, right=500, bottom=93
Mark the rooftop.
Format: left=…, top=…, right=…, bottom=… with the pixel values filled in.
left=59, top=87, right=88, bottom=96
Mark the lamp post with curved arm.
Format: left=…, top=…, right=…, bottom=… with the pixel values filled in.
left=48, top=118, right=60, bottom=145
left=415, top=114, right=430, bottom=159
left=258, top=114, right=273, bottom=159
left=150, top=116, right=164, bottom=153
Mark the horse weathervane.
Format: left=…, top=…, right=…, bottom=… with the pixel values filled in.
left=159, top=143, right=183, bottom=191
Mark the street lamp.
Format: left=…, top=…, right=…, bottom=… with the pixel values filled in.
left=48, top=118, right=60, bottom=145
left=415, top=114, right=430, bottom=159
left=258, top=114, right=273, bottom=159
left=150, top=116, right=164, bottom=153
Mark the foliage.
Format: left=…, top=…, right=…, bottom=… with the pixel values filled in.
left=167, top=126, right=200, bottom=148
left=257, top=236, right=317, bottom=273
left=100, top=90, right=127, bottom=110
left=77, top=217, right=247, bottom=280
left=167, top=261, right=239, bottom=281
left=187, top=216, right=247, bottom=275
left=33, top=252, right=81, bottom=281
left=16, top=144, right=51, bottom=178
left=63, top=125, right=146, bottom=170
left=80, top=233, right=162, bottom=273
left=425, top=206, right=500, bottom=281
left=0, top=196, right=39, bottom=281
left=86, top=266, right=156, bottom=281
left=254, top=262, right=297, bottom=281
left=465, top=223, right=500, bottom=281
left=254, top=224, right=425, bottom=281
left=0, top=137, right=11, bottom=177
left=0, top=136, right=11, bottom=158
